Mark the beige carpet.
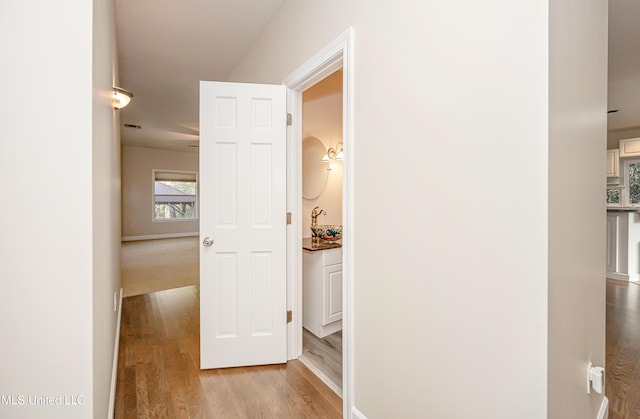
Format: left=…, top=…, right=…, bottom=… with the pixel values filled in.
left=121, top=237, right=199, bottom=297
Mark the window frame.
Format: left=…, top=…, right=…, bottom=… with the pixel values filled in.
left=609, top=158, right=640, bottom=208
left=152, top=169, right=199, bottom=222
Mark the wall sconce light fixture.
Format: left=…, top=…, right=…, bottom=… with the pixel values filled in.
left=112, top=86, right=133, bottom=109
left=322, top=141, right=344, bottom=162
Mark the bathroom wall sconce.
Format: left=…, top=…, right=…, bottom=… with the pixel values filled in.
left=322, top=142, right=344, bottom=162
left=112, top=86, right=133, bottom=109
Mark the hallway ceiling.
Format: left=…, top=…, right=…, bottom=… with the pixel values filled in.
left=116, top=1, right=640, bottom=152
left=115, top=0, right=286, bottom=151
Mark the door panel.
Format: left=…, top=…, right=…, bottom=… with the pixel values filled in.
left=200, top=81, right=287, bottom=369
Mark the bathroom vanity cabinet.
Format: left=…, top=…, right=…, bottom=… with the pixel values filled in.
left=303, top=246, right=343, bottom=338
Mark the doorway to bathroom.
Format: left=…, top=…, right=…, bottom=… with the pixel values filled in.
left=283, top=29, right=353, bottom=414
left=299, top=69, right=344, bottom=396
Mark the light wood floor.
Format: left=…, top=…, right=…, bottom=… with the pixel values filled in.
left=118, top=236, right=343, bottom=415
left=121, top=237, right=199, bottom=297
left=607, top=279, right=640, bottom=418
left=120, top=240, right=640, bottom=417
left=114, top=285, right=343, bottom=418
left=301, top=329, right=342, bottom=394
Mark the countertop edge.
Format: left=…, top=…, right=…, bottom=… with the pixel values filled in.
left=607, top=207, right=640, bottom=212
left=302, top=237, right=342, bottom=251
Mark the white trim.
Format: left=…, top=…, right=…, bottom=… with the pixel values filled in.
left=606, top=272, right=640, bottom=282
left=629, top=273, right=640, bottom=283
left=151, top=218, right=199, bottom=223
left=283, top=28, right=354, bottom=419
left=285, top=85, right=304, bottom=361
left=351, top=406, right=368, bottom=419
left=298, top=355, right=342, bottom=397
left=606, top=272, right=629, bottom=281
left=597, top=396, right=608, bottom=419
left=343, top=28, right=355, bottom=419
left=121, top=232, right=199, bottom=242
left=108, top=288, right=123, bottom=419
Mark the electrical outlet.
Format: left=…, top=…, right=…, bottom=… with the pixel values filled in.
left=587, top=362, right=605, bottom=394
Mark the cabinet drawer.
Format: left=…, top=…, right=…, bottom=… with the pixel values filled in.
left=323, top=248, right=342, bottom=266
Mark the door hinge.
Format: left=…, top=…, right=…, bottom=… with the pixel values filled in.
left=287, top=310, right=293, bottom=323
left=286, top=113, right=292, bottom=126
left=286, top=212, right=292, bottom=225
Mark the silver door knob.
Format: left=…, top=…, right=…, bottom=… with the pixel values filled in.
left=202, top=237, right=214, bottom=247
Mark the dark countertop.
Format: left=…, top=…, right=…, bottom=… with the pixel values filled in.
left=607, top=207, right=640, bottom=212
left=302, top=237, right=342, bottom=251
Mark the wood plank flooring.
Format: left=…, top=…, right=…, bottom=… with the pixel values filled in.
left=114, top=285, right=343, bottom=419
left=118, top=240, right=640, bottom=417
left=607, top=279, right=640, bottom=418
left=121, top=237, right=199, bottom=297
left=301, top=329, right=342, bottom=394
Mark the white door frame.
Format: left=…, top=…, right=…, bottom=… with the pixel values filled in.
left=283, top=28, right=354, bottom=418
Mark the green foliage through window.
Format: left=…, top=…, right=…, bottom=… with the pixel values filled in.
left=629, top=163, right=640, bottom=204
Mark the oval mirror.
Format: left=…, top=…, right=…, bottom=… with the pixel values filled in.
left=302, top=136, right=328, bottom=200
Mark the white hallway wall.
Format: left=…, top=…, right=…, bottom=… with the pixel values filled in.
left=92, top=0, right=121, bottom=416
left=0, top=0, right=121, bottom=417
left=121, top=145, right=199, bottom=239
left=548, top=0, right=608, bottom=415
left=229, top=0, right=606, bottom=418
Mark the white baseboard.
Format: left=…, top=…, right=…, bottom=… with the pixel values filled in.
left=597, top=396, right=608, bottom=419
left=349, top=399, right=605, bottom=419
left=629, top=274, right=640, bottom=283
left=121, top=232, right=199, bottom=242
left=606, top=272, right=629, bottom=281
left=352, top=406, right=367, bottom=419
left=108, top=288, right=123, bottom=419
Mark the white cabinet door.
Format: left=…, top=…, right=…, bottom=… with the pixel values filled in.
left=619, top=138, right=640, bottom=157
left=323, top=264, right=343, bottom=325
left=303, top=248, right=343, bottom=338
left=607, top=149, right=619, bottom=177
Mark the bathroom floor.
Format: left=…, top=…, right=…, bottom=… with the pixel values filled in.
left=301, top=329, right=342, bottom=396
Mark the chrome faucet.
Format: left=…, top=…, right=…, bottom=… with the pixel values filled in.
left=311, top=206, right=326, bottom=227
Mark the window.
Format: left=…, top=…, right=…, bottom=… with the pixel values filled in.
left=609, top=159, right=640, bottom=207
left=607, top=188, right=620, bottom=205
left=628, top=161, right=640, bottom=205
left=153, top=170, right=198, bottom=220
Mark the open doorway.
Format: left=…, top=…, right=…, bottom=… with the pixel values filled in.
left=604, top=1, right=640, bottom=414
left=283, top=28, right=353, bottom=416
left=120, top=147, right=200, bottom=297
left=298, top=69, right=344, bottom=396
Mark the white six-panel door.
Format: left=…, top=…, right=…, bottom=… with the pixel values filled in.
left=199, top=81, right=287, bottom=369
